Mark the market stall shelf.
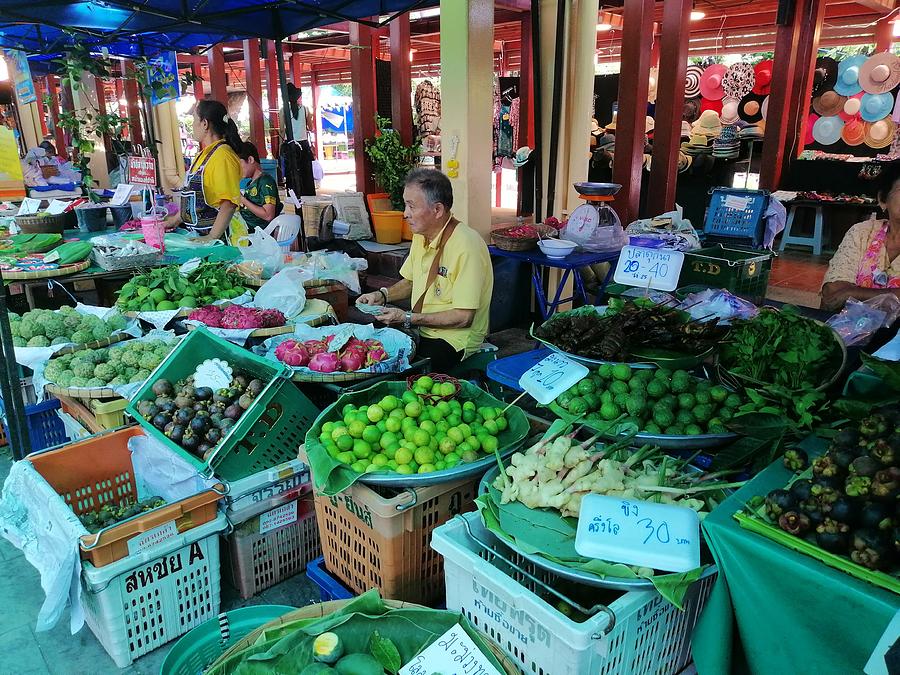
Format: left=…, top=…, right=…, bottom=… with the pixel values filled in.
left=1, top=258, right=90, bottom=281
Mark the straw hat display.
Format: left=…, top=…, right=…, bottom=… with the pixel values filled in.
left=860, top=92, right=895, bottom=122
left=841, top=117, right=867, bottom=146
left=604, top=111, right=619, bottom=130
left=839, top=93, right=864, bottom=121
left=812, top=56, right=839, bottom=96
left=699, top=64, right=728, bottom=100
left=722, top=62, right=756, bottom=99
left=752, top=60, right=773, bottom=95
left=682, top=133, right=712, bottom=155
left=645, top=116, right=655, bottom=133
left=648, top=67, right=658, bottom=103
left=685, top=65, right=703, bottom=98
left=812, top=115, right=845, bottom=145
left=677, top=151, right=693, bottom=172
left=864, top=118, right=897, bottom=149
left=859, top=53, right=900, bottom=95
left=738, top=92, right=766, bottom=123
left=683, top=97, right=701, bottom=123
left=812, top=90, right=848, bottom=117
left=692, top=109, right=723, bottom=137
left=720, top=98, right=740, bottom=125
left=681, top=120, right=692, bottom=138
left=835, top=54, right=867, bottom=96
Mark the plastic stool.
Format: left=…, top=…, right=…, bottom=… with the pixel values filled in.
left=779, top=203, right=824, bottom=255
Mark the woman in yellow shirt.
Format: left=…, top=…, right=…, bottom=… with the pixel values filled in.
left=821, top=162, right=900, bottom=310
left=169, top=99, right=243, bottom=242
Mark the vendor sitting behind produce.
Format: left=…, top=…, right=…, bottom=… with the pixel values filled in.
left=237, top=141, right=282, bottom=230
left=167, top=99, right=243, bottom=243
left=357, top=169, right=493, bottom=371
left=822, top=161, right=900, bottom=310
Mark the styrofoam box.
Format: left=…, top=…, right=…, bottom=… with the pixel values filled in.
left=431, top=513, right=714, bottom=675
left=80, top=513, right=228, bottom=668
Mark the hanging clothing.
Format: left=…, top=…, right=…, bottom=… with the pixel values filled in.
left=510, top=97, right=521, bottom=151
left=179, top=140, right=242, bottom=238
left=414, top=80, right=441, bottom=137
left=281, top=140, right=316, bottom=197
left=290, top=105, right=309, bottom=142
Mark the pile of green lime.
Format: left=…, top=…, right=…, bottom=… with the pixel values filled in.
left=410, top=374, right=457, bottom=399
left=554, top=363, right=749, bottom=436
left=317, top=389, right=508, bottom=475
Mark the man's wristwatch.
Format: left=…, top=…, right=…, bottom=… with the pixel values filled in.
left=403, top=311, right=413, bottom=329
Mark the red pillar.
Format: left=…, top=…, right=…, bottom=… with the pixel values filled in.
left=191, top=57, right=205, bottom=100
left=243, top=39, right=266, bottom=154
left=875, top=17, right=893, bottom=53
left=350, top=21, right=379, bottom=195
left=788, top=0, right=826, bottom=164
left=612, top=0, right=655, bottom=225
left=645, top=0, right=692, bottom=216
left=121, top=61, right=144, bottom=147
left=310, top=71, right=320, bottom=159
left=114, top=78, right=126, bottom=118
left=290, top=52, right=303, bottom=86
left=207, top=45, right=227, bottom=102
left=519, top=12, right=534, bottom=149
left=32, top=78, right=48, bottom=137
left=266, top=41, right=280, bottom=158
left=45, top=75, right=67, bottom=159
left=390, top=13, right=413, bottom=146
left=760, top=0, right=820, bottom=189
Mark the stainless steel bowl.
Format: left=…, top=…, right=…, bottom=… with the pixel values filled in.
left=573, top=182, right=621, bottom=197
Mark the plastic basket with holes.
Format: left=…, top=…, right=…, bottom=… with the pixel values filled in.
left=126, top=326, right=320, bottom=483
left=80, top=513, right=228, bottom=668
left=431, top=513, right=715, bottom=675
left=310, top=462, right=479, bottom=605
left=224, top=486, right=321, bottom=599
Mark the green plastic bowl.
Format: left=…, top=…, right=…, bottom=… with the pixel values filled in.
left=160, top=604, right=295, bottom=675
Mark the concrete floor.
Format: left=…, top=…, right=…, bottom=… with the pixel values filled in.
left=0, top=444, right=322, bottom=675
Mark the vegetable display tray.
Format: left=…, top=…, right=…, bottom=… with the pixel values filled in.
left=477, top=464, right=718, bottom=590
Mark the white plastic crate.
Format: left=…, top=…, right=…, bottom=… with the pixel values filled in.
left=80, top=513, right=228, bottom=668
left=431, top=512, right=714, bottom=675
left=223, top=458, right=310, bottom=519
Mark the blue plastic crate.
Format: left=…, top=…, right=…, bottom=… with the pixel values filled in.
left=0, top=398, right=69, bottom=452
left=703, top=188, right=769, bottom=247
left=486, top=348, right=553, bottom=392
left=305, top=556, right=353, bottom=601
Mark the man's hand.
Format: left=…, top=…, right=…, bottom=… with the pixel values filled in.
left=376, top=307, right=406, bottom=326
left=357, top=291, right=384, bottom=306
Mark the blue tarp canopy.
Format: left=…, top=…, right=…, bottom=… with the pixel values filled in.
left=0, top=0, right=430, bottom=58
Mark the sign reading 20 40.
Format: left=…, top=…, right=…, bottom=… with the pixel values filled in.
left=613, top=245, right=685, bottom=292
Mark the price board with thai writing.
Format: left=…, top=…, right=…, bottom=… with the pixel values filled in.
left=613, top=245, right=685, bottom=292
left=575, top=493, right=700, bottom=573
left=518, top=352, right=589, bottom=405
left=399, top=624, right=503, bottom=675
left=127, top=156, right=158, bottom=187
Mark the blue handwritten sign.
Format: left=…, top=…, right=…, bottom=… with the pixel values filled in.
left=574, top=493, right=700, bottom=572
left=148, top=52, right=180, bottom=106
left=5, top=50, right=36, bottom=104
left=613, top=245, right=685, bottom=292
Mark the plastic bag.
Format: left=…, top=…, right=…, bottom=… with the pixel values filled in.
left=678, top=288, right=759, bottom=324
left=626, top=205, right=702, bottom=251
left=826, top=294, right=900, bottom=347
left=254, top=266, right=307, bottom=318
left=311, top=159, right=324, bottom=182
left=238, top=226, right=283, bottom=278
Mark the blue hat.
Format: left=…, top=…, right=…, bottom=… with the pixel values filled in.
left=812, top=116, right=844, bottom=145
left=860, top=92, right=894, bottom=122
left=835, top=55, right=867, bottom=96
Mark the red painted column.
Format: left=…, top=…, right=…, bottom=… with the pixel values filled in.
left=612, top=0, right=655, bottom=225
left=243, top=39, right=266, bottom=154
left=290, top=52, right=303, bottom=87
left=788, top=0, right=825, bottom=163
left=114, top=78, right=125, bottom=118
left=760, top=0, right=811, bottom=189
left=310, top=71, right=320, bottom=159
left=875, top=17, right=893, bottom=53
left=350, top=21, right=379, bottom=195
left=519, top=12, right=534, bottom=149
left=33, top=78, right=48, bottom=137
left=645, top=0, right=692, bottom=215
left=45, top=75, right=67, bottom=158
left=266, top=41, right=280, bottom=158
left=390, top=12, right=413, bottom=145
left=191, top=57, right=204, bottom=100
left=121, top=62, right=144, bottom=147
left=207, top=45, right=227, bottom=102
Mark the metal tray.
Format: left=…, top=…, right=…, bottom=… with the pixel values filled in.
left=607, top=429, right=737, bottom=450
left=357, top=445, right=521, bottom=488
left=477, top=464, right=718, bottom=590
left=573, top=182, right=621, bottom=197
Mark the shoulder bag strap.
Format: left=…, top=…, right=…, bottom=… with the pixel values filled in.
left=412, top=218, right=458, bottom=314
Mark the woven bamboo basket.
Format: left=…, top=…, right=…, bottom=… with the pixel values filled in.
left=490, top=223, right=558, bottom=252
left=1, top=259, right=89, bottom=280
left=14, top=213, right=68, bottom=234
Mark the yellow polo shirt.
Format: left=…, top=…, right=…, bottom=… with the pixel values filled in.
left=400, top=221, right=493, bottom=356
left=190, top=141, right=241, bottom=209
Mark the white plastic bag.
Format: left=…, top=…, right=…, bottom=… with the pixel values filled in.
left=254, top=266, right=307, bottom=318
left=312, top=160, right=324, bottom=182
left=238, top=227, right=284, bottom=278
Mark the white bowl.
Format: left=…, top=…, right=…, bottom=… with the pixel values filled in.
left=538, top=238, right=577, bottom=259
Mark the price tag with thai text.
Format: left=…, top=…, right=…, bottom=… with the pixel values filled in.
left=110, top=183, right=134, bottom=206
left=613, top=245, right=685, bottom=292
left=518, top=352, right=588, bottom=405
left=259, top=500, right=298, bottom=535
left=194, top=358, right=233, bottom=391
left=127, top=520, right=178, bottom=555
left=16, top=197, right=40, bottom=216
left=575, top=494, right=700, bottom=573
left=399, top=624, right=503, bottom=675
left=45, top=199, right=69, bottom=215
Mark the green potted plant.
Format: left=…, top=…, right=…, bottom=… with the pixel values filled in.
left=365, top=115, right=421, bottom=243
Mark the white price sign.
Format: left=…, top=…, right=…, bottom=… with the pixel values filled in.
left=126, top=520, right=178, bottom=555
left=518, top=352, right=589, bottom=405
left=575, top=494, right=700, bottom=573
left=110, top=183, right=134, bottom=206
left=45, top=199, right=69, bottom=215
left=613, top=245, right=685, bottom=292
left=399, top=624, right=503, bottom=675
left=16, top=197, right=40, bottom=216
left=258, top=500, right=298, bottom=535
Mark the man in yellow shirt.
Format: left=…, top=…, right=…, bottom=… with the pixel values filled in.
left=357, top=169, right=493, bottom=371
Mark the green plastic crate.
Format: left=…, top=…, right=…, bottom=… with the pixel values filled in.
left=127, top=326, right=319, bottom=482
left=678, top=243, right=772, bottom=304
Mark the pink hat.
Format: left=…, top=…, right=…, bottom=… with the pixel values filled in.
left=699, top=64, right=728, bottom=100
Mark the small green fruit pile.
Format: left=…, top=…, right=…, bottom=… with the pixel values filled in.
left=78, top=496, right=166, bottom=533
left=44, top=339, right=177, bottom=389
left=318, top=390, right=508, bottom=475
left=116, top=263, right=248, bottom=312
left=9, top=306, right=127, bottom=348
left=554, top=363, right=748, bottom=436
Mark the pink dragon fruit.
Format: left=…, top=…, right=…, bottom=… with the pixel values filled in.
left=304, top=339, right=328, bottom=356
left=364, top=338, right=384, bottom=351
left=366, top=347, right=388, bottom=366
left=188, top=305, right=224, bottom=328
left=309, top=351, right=342, bottom=373
left=275, top=339, right=310, bottom=367
left=340, top=349, right=367, bottom=372
left=220, top=305, right=261, bottom=330
left=275, top=339, right=297, bottom=360
left=258, top=308, right=286, bottom=328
